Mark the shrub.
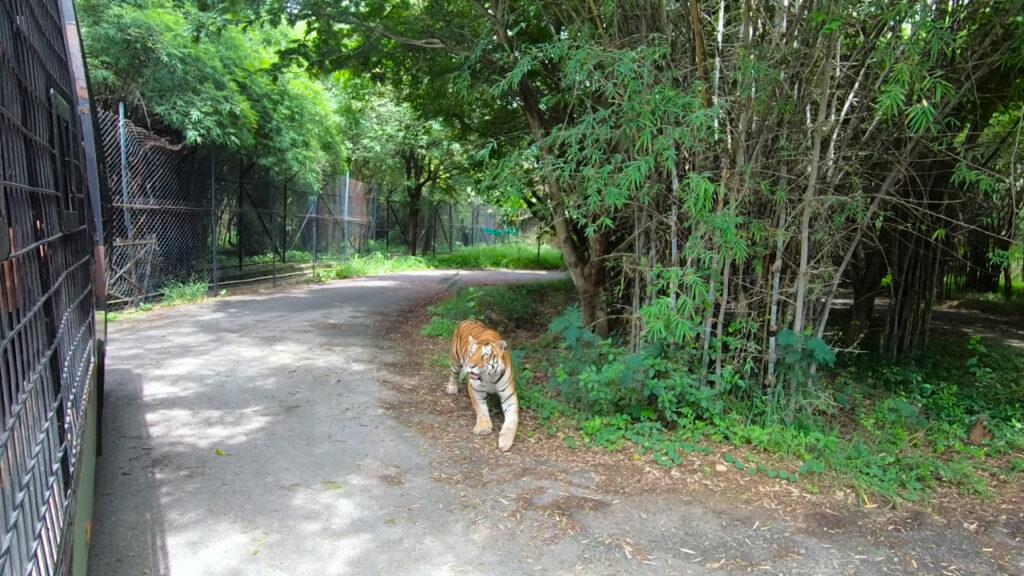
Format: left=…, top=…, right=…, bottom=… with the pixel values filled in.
left=161, top=280, right=207, bottom=305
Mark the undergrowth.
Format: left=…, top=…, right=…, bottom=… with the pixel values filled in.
left=425, top=283, right=1024, bottom=504
left=314, top=252, right=435, bottom=281
left=161, top=280, right=209, bottom=305
left=108, top=279, right=212, bottom=321
left=313, top=243, right=565, bottom=282
left=429, top=244, right=564, bottom=271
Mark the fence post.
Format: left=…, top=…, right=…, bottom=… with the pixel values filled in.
left=343, top=171, right=350, bottom=253
left=431, top=204, right=437, bottom=256
left=118, top=102, right=133, bottom=237
left=365, top=183, right=376, bottom=254
left=312, top=195, right=318, bottom=278
left=237, top=160, right=244, bottom=271
left=211, top=157, right=219, bottom=293
left=470, top=205, right=476, bottom=246
left=282, top=181, right=288, bottom=263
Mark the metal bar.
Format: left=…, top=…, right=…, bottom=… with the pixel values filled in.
left=431, top=204, right=438, bottom=256
left=109, top=203, right=209, bottom=212
left=240, top=183, right=285, bottom=261
left=312, top=196, right=319, bottom=276
left=288, top=197, right=318, bottom=250
left=237, top=161, right=244, bottom=271
left=211, top=158, right=219, bottom=293
left=281, top=182, right=288, bottom=263
left=343, top=171, right=350, bottom=250
left=387, top=202, right=410, bottom=248
left=118, top=102, right=133, bottom=237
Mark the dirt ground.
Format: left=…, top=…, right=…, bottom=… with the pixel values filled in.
left=383, top=288, right=1024, bottom=576
left=90, top=271, right=1023, bottom=575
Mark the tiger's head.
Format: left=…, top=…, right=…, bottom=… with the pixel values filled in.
left=466, top=335, right=508, bottom=380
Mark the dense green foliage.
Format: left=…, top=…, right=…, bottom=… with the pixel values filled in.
left=79, top=0, right=349, bottom=189
left=248, top=0, right=1024, bottom=412
left=427, top=283, right=1024, bottom=502
left=312, top=243, right=564, bottom=282
left=88, top=0, right=1024, bottom=503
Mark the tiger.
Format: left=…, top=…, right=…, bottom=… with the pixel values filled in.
left=447, top=320, right=519, bottom=452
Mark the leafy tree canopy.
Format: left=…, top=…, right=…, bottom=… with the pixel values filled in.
left=79, top=0, right=351, bottom=191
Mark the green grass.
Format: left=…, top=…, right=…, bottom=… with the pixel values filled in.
left=430, top=243, right=565, bottom=271
left=313, top=252, right=436, bottom=281
left=950, top=290, right=1024, bottom=317
left=313, top=243, right=564, bottom=282
left=424, top=284, right=1024, bottom=504
left=107, top=280, right=210, bottom=321
left=162, top=280, right=209, bottom=305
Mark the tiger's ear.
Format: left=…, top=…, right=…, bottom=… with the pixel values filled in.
left=496, top=340, right=507, bottom=352
left=467, top=335, right=476, bottom=346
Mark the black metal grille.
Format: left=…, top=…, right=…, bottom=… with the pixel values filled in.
left=0, top=1, right=100, bottom=574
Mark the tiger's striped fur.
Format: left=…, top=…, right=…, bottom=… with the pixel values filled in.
left=447, top=320, right=519, bottom=452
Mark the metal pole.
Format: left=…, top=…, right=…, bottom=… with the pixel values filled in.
left=118, top=102, right=132, bottom=237
left=312, top=196, right=318, bottom=277
left=237, top=160, right=243, bottom=270
left=470, top=205, right=476, bottom=246
left=282, top=182, right=288, bottom=263
left=211, top=158, right=219, bottom=293
left=343, top=171, right=350, bottom=252
left=385, top=195, right=390, bottom=256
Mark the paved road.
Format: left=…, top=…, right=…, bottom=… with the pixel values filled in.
left=90, top=271, right=1020, bottom=576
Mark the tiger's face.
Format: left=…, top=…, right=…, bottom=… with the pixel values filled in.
left=466, top=337, right=507, bottom=380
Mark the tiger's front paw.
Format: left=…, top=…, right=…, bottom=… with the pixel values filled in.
left=498, top=431, right=515, bottom=452
left=445, top=382, right=457, bottom=394
left=473, top=421, right=493, bottom=435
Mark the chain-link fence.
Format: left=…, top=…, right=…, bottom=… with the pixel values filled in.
left=371, top=195, right=511, bottom=256
left=97, top=105, right=519, bottom=307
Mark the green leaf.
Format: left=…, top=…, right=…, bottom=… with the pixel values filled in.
left=806, top=338, right=836, bottom=367
left=906, top=101, right=936, bottom=134
left=777, top=329, right=798, bottom=348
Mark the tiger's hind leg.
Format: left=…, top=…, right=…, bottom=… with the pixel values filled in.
left=446, top=352, right=461, bottom=395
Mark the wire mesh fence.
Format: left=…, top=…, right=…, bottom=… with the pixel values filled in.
left=1, top=1, right=104, bottom=574
left=97, top=106, right=519, bottom=307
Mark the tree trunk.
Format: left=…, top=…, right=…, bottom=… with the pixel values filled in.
left=407, top=186, right=422, bottom=256
left=792, top=36, right=834, bottom=335
left=844, top=249, right=885, bottom=346
left=475, top=3, right=610, bottom=337
left=514, top=77, right=609, bottom=337
left=577, top=271, right=607, bottom=338
left=1004, top=265, right=1014, bottom=301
